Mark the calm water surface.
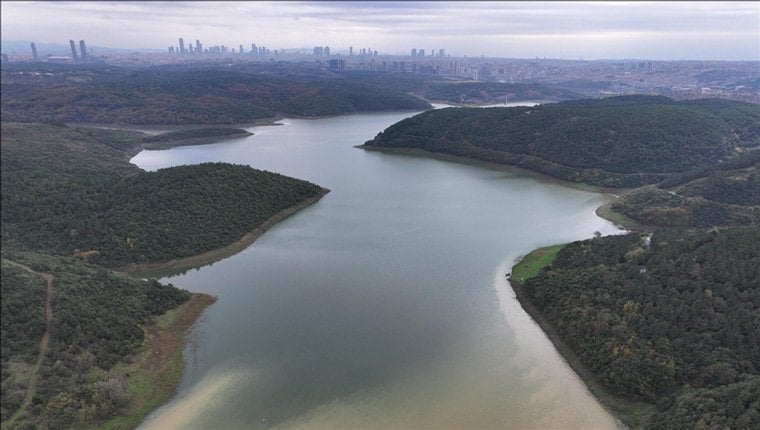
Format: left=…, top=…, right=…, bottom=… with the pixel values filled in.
left=133, top=110, right=623, bottom=429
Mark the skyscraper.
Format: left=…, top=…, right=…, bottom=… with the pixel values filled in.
left=179, top=38, right=186, bottom=54
left=30, top=42, right=39, bottom=61
left=240, top=44, right=244, bottom=55
left=69, top=40, right=79, bottom=62
left=196, top=40, right=202, bottom=54
left=79, top=40, right=87, bottom=61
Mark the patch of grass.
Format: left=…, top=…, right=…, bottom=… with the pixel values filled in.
left=596, top=202, right=645, bottom=230
left=510, top=244, right=564, bottom=282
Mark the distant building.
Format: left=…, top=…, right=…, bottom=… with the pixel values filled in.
left=439, top=48, right=445, bottom=57
left=240, top=44, right=244, bottom=55
left=349, top=46, right=353, bottom=56
left=79, top=40, right=88, bottom=61
left=324, top=46, right=330, bottom=56
left=69, top=40, right=79, bottom=62
left=196, top=40, right=202, bottom=53
left=328, top=59, right=346, bottom=70
left=47, top=56, right=73, bottom=63
left=179, top=37, right=185, bottom=54
left=411, top=48, right=417, bottom=57
left=31, top=42, right=39, bottom=61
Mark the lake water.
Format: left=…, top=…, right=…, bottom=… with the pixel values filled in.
left=133, top=110, right=624, bottom=429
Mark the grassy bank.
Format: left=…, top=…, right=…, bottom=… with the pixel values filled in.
left=95, top=293, right=216, bottom=430
left=509, top=244, right=564, bottom=282
left=595, top=202, right=645, bottom=231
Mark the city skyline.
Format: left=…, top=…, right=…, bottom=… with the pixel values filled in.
left=1, top=1, right=759, bottom=61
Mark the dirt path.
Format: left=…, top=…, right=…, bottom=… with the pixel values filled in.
left=3, top=262, right=54, bottom=427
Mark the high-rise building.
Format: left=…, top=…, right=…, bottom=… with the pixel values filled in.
left=418, top=49, right=425, bottom=57
left=439, top=48, right=445, bottom=57
left=179, top=38, right=186, bottom=54
left=240, top=44, right=244, bottom=55
left=69, top=40, right=79, bottom=62
left=30, top=42, right=39, bottom=61
left=349, top=46, right=353, bottom=56
left=411, top=48, right=417, bottom=57
left=196, top=40, right=202, bottom=54
left=79, top=40, right=87, bottom=61
left=324, top=46, right=330, bottom=56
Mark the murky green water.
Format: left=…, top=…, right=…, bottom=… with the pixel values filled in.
left=133, top=110, right=623, bottom=429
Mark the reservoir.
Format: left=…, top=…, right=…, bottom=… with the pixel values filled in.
left=133, top=110, right=623, bottom=429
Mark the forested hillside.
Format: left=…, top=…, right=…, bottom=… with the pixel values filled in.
left=1, top=251, right=191, bottom=429
left=1, top=121, right=328, bottom=428
left=514, top=228, right=760, bottom=428
left=1, top=122, right=326, bottom=268
left=0, top=64, right=430, bottom=124
left=363, top=96, right=760, bottom=188
left=610, top=151, right=760, bottom=228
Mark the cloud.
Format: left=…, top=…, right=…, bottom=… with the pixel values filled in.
left=1, top=1, right=758, bottom=60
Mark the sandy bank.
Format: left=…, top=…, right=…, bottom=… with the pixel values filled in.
left=508, top=255, right=654, bottom=428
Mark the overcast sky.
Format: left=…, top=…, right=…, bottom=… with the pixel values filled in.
left=2, top=1, right=758, bottom=60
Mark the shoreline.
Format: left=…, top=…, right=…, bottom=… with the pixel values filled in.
left=357, top=146, right=646, bottom=231
left=119, top=187, right=330, bottom=276
left=508, top=253, right=654, bottom=429
left=356, top=144, right=633, bottom=196
left=97, top=293, right=217, bottom=430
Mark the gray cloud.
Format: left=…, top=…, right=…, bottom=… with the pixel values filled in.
left=1, top=1, right=758, bottom=60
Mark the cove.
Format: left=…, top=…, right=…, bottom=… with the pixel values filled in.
left=133, top=110, right=624, bottom=429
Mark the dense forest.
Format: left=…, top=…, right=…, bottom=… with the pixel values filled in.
left=514, top=228, right=760, bottom=428
left=1, top=121, right=328, bottom=428
left=1, top=251, right=190, bottom=429
left=1, top=122, right=326, bottom=267
left=610, top=150, right=759, bottom=228
left=363, top=96, right=760, bottom=188
left=0, top=64, right=431, bottom=124
left=0, top=62, right=584, bottom=125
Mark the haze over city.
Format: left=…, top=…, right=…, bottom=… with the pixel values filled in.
left=2, top=1, right=759, bottom=60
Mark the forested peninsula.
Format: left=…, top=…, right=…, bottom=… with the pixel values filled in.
left=362, top=95, right=760, bottom=427
left=0, top=121, right=327, bottom=429
left=511, top=229, right=760, bottom=428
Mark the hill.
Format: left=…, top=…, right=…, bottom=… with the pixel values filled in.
left=0, top=121, right=329, bottom=428
left=1, top=251, right=198, bottom=429
left=1, top=122, right=326, bottom=268
left=362, top=96, right=760, bottom=188
left=0, top=64, right=431, bottom=124
left=610, top=151, right=760, bottom=228
left=512, top=228, right=760, bottom=428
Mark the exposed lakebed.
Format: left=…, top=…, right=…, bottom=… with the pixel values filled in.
left=133, top=110, right=624, bottom=429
